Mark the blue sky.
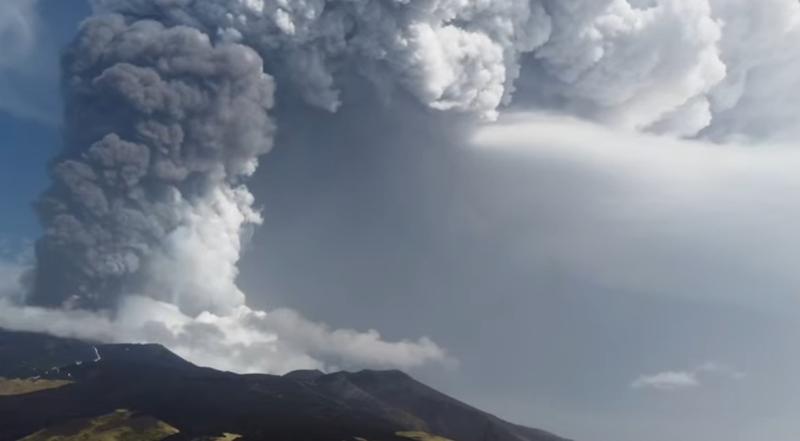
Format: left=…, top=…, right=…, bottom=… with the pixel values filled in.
left=0, top=116, right=56, bottom=239
left=0, top=0, right=89, bottom=242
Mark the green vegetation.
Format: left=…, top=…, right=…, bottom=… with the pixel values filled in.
left=396, top=431, right=456, bottom=441
left=19, top=409, right=179, bottom=441
left=0, top=378, right=72, bottom=396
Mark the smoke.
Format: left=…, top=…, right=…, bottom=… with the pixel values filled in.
left=8, top=9, right=451, bottom=373
left=512, top=0, right=800, bottom=142
left=5, top=0, right=800, bottom=373
left=90, top=0, right=552, bottom=118
left=90, top=0, right=800, bottom=141
left=28, top=15, right=273, bottom=314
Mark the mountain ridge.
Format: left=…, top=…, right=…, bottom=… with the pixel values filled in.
left=0, top=328, right=571, bottom=441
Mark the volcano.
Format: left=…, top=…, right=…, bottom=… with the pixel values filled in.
left=0, top=328, right=569, bottom=441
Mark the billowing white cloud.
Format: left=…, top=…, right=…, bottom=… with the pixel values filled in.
left=86, top=0, right=800, bottom=141
left=522, top=0, right=725, bottom=135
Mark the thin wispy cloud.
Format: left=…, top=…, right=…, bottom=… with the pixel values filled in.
left=632, top=371, right=701, bottom=391
left=632, top=362, right=745, bottom=392
left=696, top=361, right=747, bottom=380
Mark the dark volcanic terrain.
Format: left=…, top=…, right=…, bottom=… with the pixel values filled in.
left=0, top=329, right=569, bottom=441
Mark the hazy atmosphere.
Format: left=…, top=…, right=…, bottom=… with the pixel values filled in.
left=3, top=1, right=800, bottom=441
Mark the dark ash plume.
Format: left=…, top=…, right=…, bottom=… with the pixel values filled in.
left=29, top=15, right=274, bottom=314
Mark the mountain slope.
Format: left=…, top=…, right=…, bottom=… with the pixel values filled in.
left=0, top=329, right=99, bottom=378
left=310, top=370, right=565, bottom=441
left=0, top=328, right=571, bottom=441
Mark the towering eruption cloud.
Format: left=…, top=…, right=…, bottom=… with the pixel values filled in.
left=31, top=16, right=274, bottom=314
left=3, top=0, right=800, bottom=373
left=90, top=0, right=800, bottom=141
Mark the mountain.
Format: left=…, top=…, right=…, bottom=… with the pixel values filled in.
left=0, top=328, right=571, bottom=441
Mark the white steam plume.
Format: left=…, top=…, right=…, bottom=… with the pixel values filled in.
left=1, top=289, right=448, bottom=373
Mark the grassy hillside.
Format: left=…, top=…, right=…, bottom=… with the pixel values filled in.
left=18, top=409, right=178, bottom=441
left=0, top=378, right=72, bottom=396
